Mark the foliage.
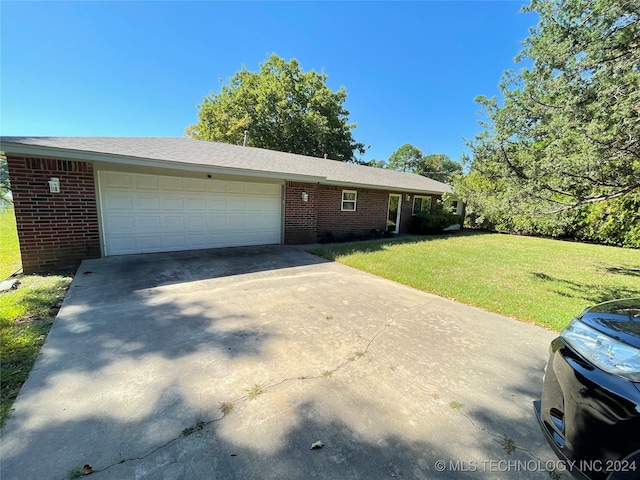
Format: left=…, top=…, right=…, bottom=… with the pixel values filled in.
left=410, top=205, right=463, bottom=234
left=318, top=229, right=386, bottom=244
left=416, top=154, right=463, bottom=183
left=575, top=190, right=640, bottom=247
left=0, top=159, right=11, bottom=203
left=186, top=54, right=365, bottom=162
left=386, top=144, right=423, bottom=172
left=310, top=231, right=640, bottom=331
left=1, top=275, right=71, bottom=425
left=364, top=159, right=387, bottom=168
left=386, top=144, right=462, bottom=183
left=457, top=0, right=640, bottom=246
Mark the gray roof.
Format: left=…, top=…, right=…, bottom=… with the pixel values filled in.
left=0, top=136, right=453, bottom=194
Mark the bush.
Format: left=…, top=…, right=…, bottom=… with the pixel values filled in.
left=411, top=206, right=463, bottom=234
left=318, top=229, right=385, bottom=244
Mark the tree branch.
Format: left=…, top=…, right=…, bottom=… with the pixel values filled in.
left=539, top=182, right=640, bottom=214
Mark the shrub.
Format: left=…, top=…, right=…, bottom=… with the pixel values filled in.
left=411, top=206, right=463, bottom=234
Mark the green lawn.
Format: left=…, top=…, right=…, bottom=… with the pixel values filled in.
left=0, top=275, right=72, bottom=426
left=0, top=207, right=22, bottom=280
left=311, top=231, right=640, bottom=331
left=0, top=209, right=74, bottom=427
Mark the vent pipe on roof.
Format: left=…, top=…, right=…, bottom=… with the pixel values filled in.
left=324, top=154, right=327, bottom=159
left=243, top=130, right=249, bottom=147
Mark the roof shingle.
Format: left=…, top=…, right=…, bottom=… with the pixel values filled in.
left=0, top=136, right=453, bottom=194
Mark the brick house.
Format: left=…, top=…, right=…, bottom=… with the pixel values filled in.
left=0, top=137, right=461, bottom=273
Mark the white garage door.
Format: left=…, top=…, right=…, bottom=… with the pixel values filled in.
left=98, top=171, right=282, bottom=256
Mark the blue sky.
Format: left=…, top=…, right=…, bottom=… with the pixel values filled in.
left=1, top=1, right=536, bottom=163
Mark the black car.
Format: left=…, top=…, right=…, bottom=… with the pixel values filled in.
left=535, top=298, right=640, bottom=480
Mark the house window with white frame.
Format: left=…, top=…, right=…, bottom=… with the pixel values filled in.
left=341, top=190, right=357, bottom=211
left=412, top=196, right=432, bottom=215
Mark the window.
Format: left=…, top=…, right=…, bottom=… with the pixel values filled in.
left=341, top=190, right=357, bottom=211
left=412, top=196, right=432, bottom=215
left=450, top=201, right=459, bottom=214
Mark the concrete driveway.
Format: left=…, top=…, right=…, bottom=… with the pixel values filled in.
left=1, top=246, right=562, bottom=479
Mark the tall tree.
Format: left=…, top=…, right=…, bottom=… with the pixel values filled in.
left=386, top=144, right=423, bottom=172
left=386, top=144, right=462, bottom=182
left=186, top=54, right=365, bottom=162
left=457, top=0, right=640, bottom=223
left=415, top=154, right=463, bottom=183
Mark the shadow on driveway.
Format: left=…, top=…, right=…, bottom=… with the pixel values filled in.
left=0, top=245, right=563, bottom=479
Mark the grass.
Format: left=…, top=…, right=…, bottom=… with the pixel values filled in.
left=0, top=274, right=72, bottom=426
left=0, top=207, right=22, bottom=280
left=219, top=401, right=235, bottom=416
left=182, top=420, right=206, bottom=436
left=311, top=231, right=640, bottom=331
left=246, top=383, right=265, bottom=400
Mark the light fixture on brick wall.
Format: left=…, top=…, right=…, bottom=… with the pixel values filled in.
left=48, top=177, right=60, bottom=193
left=301, top=192, right=309, bottom=202
left=405, top=194, right=410, bottom=201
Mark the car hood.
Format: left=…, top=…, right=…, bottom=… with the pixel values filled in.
left=580, top=298, right=640, bottom=349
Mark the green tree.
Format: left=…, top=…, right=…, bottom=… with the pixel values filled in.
left=386, top=145, right=462, bottom=182
left=415, top=154, right=463, bottom=183
left=0, top=159, right=11, bottom=204
left=186, top=54, right=365, bottom=162
left=456, top=0, right=640, bottom=245
left=386, top=144, right=423, bottom=172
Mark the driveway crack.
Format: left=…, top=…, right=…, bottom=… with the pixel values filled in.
left=80, top=300, right=434, bottom=478
left=453, top=410, right=564, bottom=477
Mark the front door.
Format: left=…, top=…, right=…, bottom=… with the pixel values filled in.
left=387, top=194, right=401, bottom=234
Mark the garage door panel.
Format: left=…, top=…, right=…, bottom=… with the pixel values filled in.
left=185, top=197, right=206, bottom=210
left=108, top=236, right=138, bottom=254
left=227, top=215, right=246, bottom=229
left=184, top=233, right=207, bottom=248
left=185, top=216, right=206, bottom=231
left=206, top=198, right=226, bottom=211
left=247, top=214, right=276, bottom=229
left=261, top=184, right=280, bottom=196
left=227, top=199, right=246, bottom=211
left=184, top=179, right=205, bottom=191
left=162, top=234, right=186, bottom=250
left=162, top=197, right=184, bottom=210
left=246, top=183, right=263, bottom=195
left=134, top=174, right=158, bottom=190
left=245, top=198, right=263, bottom=212
left=138, top=216, right=161, bottom=231
left=226, top=182, right=246, bottom=194
left=207, top=180, right=227, bottom=193
left=135, top=194, right=160, bottom=210
left=206, top=215, right=227, bottom=230
left=99, top=172, right=281, bottom=256
left=161, top=177, right=183, bottom=191
left=106, top=215, right=135, bottom=232
left=138, top=236, right=163, bottom=252
left=103, top=172, right=132, bottom=188
left=105, top=193, right=133, bottom=210
left=162, top=216, right=185, bottom=231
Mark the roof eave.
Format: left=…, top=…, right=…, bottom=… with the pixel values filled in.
left=322, top=179, right=451, bottom=195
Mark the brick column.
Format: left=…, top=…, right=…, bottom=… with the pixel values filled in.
left=7, top=156, right=101, bottom=273
left=283, top=181, right=319, bottom=244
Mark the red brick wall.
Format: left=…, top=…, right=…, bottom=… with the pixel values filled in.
left=283, top=183, right=445, bottom=244
left=317, top=185, right=389, bottom=240
left=400, top=194, right=440, bottom=232
left=7, top=156, right=100, bottom=273
left=284, top=181, right=319, bottom=244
